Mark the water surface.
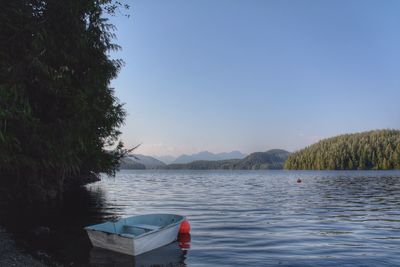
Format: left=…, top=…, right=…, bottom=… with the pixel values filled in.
left=3, top=170, right=400, bottom=266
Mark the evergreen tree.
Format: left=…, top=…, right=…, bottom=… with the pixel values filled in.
left=0, top=0, right=130, bottom=199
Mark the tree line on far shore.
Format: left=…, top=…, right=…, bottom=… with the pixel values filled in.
left=284, top=129, right=400, bottom=170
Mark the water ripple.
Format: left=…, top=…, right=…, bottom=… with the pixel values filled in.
left=84, top=170, right=400, bottom=266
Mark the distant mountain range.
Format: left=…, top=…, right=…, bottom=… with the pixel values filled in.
left=168, top=150, right=246, bottom=164
left=153, top=155, right=176, bottom=165
left=166, top=149, right=290, bottom=170
left=119, top=149, right=289, bottom=170
left=119, top=130, right=400, bottom=171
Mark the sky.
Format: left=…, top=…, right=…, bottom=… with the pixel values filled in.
left=108, top=0, right=400, bottom=157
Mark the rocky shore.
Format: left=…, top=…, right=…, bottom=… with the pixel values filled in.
left=0, top=227, right=46, bottom=267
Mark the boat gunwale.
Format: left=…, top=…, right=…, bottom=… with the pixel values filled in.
left=85, top=214, right=186, bottom=240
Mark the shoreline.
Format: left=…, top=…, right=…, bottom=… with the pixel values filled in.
left=0, top=227, right=46, bottom=266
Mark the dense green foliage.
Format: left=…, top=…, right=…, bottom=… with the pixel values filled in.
left=166, top=149, right=290, bottom=170
left=0, top=1, right=129, bottom=198
left=285, top=130, right=400, bottom=170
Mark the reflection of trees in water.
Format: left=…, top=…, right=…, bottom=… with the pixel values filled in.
left=0, top=186, right=110, bottom=264
left=0, top=186, right=188, bottom=266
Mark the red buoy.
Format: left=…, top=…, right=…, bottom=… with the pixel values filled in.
left=178, top=233, right=191, bottom=249
left=179, top=220, right=191, bottom=234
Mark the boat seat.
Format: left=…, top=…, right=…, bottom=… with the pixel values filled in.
left=124, top=224, right=160, bottom=231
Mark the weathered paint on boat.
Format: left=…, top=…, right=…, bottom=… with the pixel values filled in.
left=85, top=214, right=185, bottom=256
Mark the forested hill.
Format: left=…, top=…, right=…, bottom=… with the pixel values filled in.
left=166, top=149, right=290, bottom=170
left=119, top=154, right=166, bottom=169
left=284, top=130, right=400, bottom=170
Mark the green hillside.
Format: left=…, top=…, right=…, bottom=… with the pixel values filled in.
left=284, top=129, right=400, bottom=170
left=119, top=157, right=146, bottom=170
left=166, top=149, right=290, bottom=170
left=232, top=149, right=290, bottom=170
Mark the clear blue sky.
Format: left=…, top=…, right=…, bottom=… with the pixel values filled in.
left=109, top=0, right=400, bottom=156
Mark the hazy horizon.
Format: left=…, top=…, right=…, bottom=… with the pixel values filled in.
left=109, top=0, right=400, bottom=157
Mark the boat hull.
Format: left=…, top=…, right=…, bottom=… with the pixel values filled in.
left=86, top=215, right=183, bottom=256
left=87, top=230, right=134, bottom=255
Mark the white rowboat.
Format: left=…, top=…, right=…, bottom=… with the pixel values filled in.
left=85, top=214, right=185, bottom=256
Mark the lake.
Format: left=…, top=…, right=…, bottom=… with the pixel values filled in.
left=2, top=170, right=400, bottom=266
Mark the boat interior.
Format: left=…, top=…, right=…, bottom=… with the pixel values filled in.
left=85, top=214, right=184, bottom=238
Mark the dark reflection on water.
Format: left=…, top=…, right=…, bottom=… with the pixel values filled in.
left=0, top=186, right=111, bottom=265
left=90, top=241, right=187, bottom=267
left=0, top=185, right=187, bottom=266
left=1, top=170, right=400, bottom=266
